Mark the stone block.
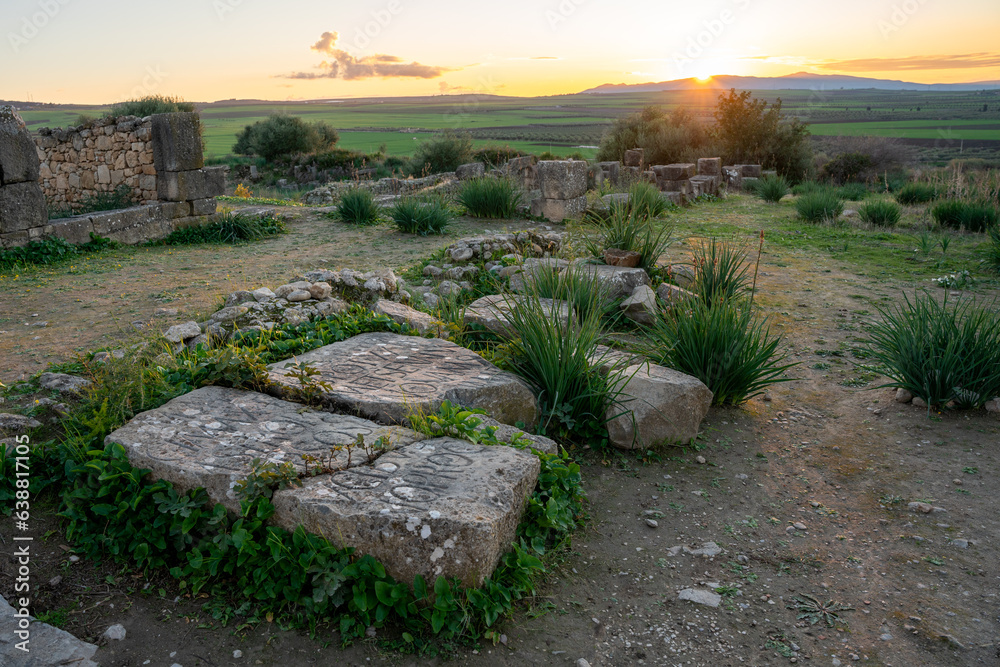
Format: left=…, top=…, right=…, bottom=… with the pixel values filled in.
left=697, top=158, right=722, bottom=175
left=161, top=201, right=191, bottom=219
left=271, top=437, right=540, bottom=587
left=203, top=165, right=227, bottom=197
left=157, top=169, right=207, bottom=202
left=536, top=160, right=588, bottom=199
left=606, top=363, right=713, bottom=448
left=455, top=162, right=485, bottom=180
left=656, top=178, right=690, bottom=194
left=89, top=205, right=157, bottom=236
left=570, top=261, right=651, bottom=300
left=656, top=282, right=697, bottom=307
left=624, top=148, right=644, bottom=167
left=503, top=155, right=537, bottom=190
left=620, top=285, right=658, bottom=326
left=0, top=594, right=98, bottom=667
left=529, top=196, right=587, bottom=222
left=689, top=175, right=719, bottom=196
left=45, top=215, right=95, bottom=245
left=105, top=386, right=424, bottom=513
left=0, top=106, right=41, bottom=185
left=655, top=163, right=696, bottom=180
left=190, top=198, right=218, bottom=216
left=662, top=191, right=683, bottom=205
left=268, top=333, right=539, bottom=428
left=738, top=164, right=762, bottom=177
left=598, top=161, right=621, bottom=184
left=373, top=299, right=444, bottom=337
left=150, top=112, right=204, bottom=172
left=0, top=181, right=48, bottom=233
left=464, top=294, right=572, bottom=338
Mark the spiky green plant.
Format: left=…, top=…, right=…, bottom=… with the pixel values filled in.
left=626, top=181, right=669, bottom=220
left=796, top=190, right=844, bottom=223
left=931, top=200, right=999, bottom=233
left=336, top=188, right=381, bottom=225
left=837, top=182, right=869, bottom=202
left=458, top=177, right=523, bottom=219
left=895, top=182, right=938, bottom=205
left=529, top=262, right=619, bottom=324
left=641, top=298, right=796, bottom=405
left=986, top=225, right=1000, bottom=274
left=390, top=197, right=452, bottom=235
left=585, top=207, right=673, bottom=272
left=755, top=174, right=790, bottom=203
left=690, top=238, right=752, bottom=304
left=857, top=200, right=902, bottom=227
left=864, top=292, right=1000, bottom=409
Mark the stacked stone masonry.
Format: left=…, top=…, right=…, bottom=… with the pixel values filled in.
left=0, top=108, right=224, bottom=248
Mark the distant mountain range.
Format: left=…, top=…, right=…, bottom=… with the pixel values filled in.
left=581, top=72, right=1000, bottom=93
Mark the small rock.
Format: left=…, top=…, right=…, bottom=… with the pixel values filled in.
left=0, top=413, right=42, bottom=433
left=736, top=554, right=749, bottom=565
left=677, top=588, right=721, bottom=608
left=951, top=539, right=969, bottom=549
left=763, top=393, right=772, bottom=402
left=38, top=372, right=92, bottom=396
left=912, top=397, right=928, bottom=408
left=985, top=398, right=1000, bottom=413
left=695, top=455, right=706, bottom=464
left=895, top=388, right=913, bottom=403
left=103, top=624, right=126, bottom=641
left=577, top=660, right=592, bottom=667
left=224, top=290, right=255, bottom=308
left=688, top=542, right=722, bottom=557
left=252, top=287, right=276, bottom=302
left=645, top=519, right=658, bottom=529
left=153, top=308, right=178, bottom=318
left=880, top=632, right=892, bottom=641
left=48, top=575, right=62, bottom=587
left=164, top=321, right=201, bottom=343
left=793, top=522, right=807, bottom=531
left=286, top=289, right=312, bottom=302
left=308, top=283, right=332, bottom=300
left=233, top=650, right=243, bottom=659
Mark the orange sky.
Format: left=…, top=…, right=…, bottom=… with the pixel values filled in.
left=2, top=0, right=999, bottom=103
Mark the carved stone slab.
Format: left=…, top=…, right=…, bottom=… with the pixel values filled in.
left=271, top=437, right=540, bottom=587
left=104, top=386, right=423, bottom=512
left=464, top=294, right=572, bottom=338
left=267, top=333, right=539, bottom=427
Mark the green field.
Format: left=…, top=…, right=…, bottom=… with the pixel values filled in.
left=9, top=88, right=999, bottom=161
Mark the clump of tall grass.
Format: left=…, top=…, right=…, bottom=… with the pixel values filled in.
left=624, top=181, right=670, bottom=220
left=857, top=200, right=902, bottom=227
left=755, top=174, right=789, bottom=203
left=641, top=297, right=796, bottom=405
left=895, top=182, right=938, bottom=205
left=530, top=263, right=618, bottom=324
left=986, top=225, right=1000, bottom=274
left=690, top=238, right=752, bottom=303
left=160, top=210, right=285, bottom=245
left=458, top=177, right=522, bottom=219
left=336, top=188, right=381, bottom=225
left=837, top=182, right=870, bottom=201
left=390, top=197, right=452, bottom=235
left=796, top=190, right=844, bottom=223
left=931, top=200, right=999, bottom=233
left=503, top=288, right=626, bottom=444
left=864, top=292, right=1000, bottom=409
left=585, top=207, right=673, bottom=272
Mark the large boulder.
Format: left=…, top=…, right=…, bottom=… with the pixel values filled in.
left=268, top=333, right=539, bottom=427
left=535, top=160, right=588, bottom=200
left=272, top=437, right=540, bottom=588
left=620, top=285, right=658, bottom=326
left=606, top=363, right=713, bottom=449
left=104, top=386, right=423, bottom=512
left=0, top=595, right=98, bottom=667
left=455, top=162, right=485, bottom=180
left=570, top=262, right=651, bottom=300
left=464, top=294, right=572, bottom=338
left=0, top=106, right=41, bottom=185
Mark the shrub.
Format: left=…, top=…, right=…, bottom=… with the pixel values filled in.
left=931, top=200, right=999, bottom=232
left=820, top=152, right=872, bottom=185
left=691, top=238, right=752, bottom=303
left=626, top=181, right=669, bottom=220
left=642, top=298, right=796, bottom=405
left=411, top=130, right=474, bottom=174
left=336, top=189, right=382, bottom=225
left=755, top=174, right=789, bottom=203
left=585, top=207, right=673, bottom=272
left=597, top=106, right=708, bottom=166
left=864, top=293, right=1000, bottom=409
left=0, top=234, right=116, bottom=272
left=159, top=210, right=286, bottom=245
left=796, top=190, right=844, bottom=223
left=233, top=114, right=339, bottom=162
left=857, top=200, right=902, bottom=227
left=108, top=95, right=195, bottom=117
left=391, top=198, right=452, bottom=235
left=986, top=225, right=1000, bottom=274
left=503, top=290, right=625, bottom=444
left=896, top=182, right=938, bottom=205
left=837, top=182, right=869, bottom=201
left=473, top=145, right=525, bottom=167
left=458, top=178, right=522, bottom=219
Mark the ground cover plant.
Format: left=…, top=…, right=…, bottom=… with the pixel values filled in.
left=931, top=199, right=999, bottom=232
left=157, top=210, right=286, bottom=245
left=754, top=174, right=790, bottom=203
left=0, top=234, right=117, bottom=272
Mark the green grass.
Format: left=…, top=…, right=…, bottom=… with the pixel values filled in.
left=931, top=200, right=999, bottom=233
left=754, top=174, right=790, bottom=203
left=896, top=182, right=939, bottom=205
left=857, top=200, right=902, bottom=227
left=797, top=190, right=845, bottom=223
left=390, top=198, right=452, bottom=235
left=457, top=178, right=523, bottom=219
left=335, top=189, right=382, bottom=225
left=157, top=210, right=286, bottom=245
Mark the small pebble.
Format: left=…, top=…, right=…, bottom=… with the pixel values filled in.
left=645, top=519, right=658, bottom=529
left=233, top=650, right=243, bottom=659
left=695, top=455, right=706, bottom=464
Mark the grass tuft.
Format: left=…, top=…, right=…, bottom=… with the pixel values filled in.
left=390, top=197, right=452, bottom=235
left=336, top=189, right=382, bottom=225
left=755, top=174, right=790, bottom=203
left=931, top=199, right=999, bottom=233
left=857, top=199, right=902, bottom=227
left=895, top=182, right=939, bottom=205
left=458, top=177, right=522, bottom=219
left=796, top=190, right=844, bottom=223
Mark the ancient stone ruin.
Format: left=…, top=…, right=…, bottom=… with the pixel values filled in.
left=0, top=106, right=224, bottom=248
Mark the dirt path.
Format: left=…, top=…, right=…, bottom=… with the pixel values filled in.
left=3, top=196, right=998, bottom=666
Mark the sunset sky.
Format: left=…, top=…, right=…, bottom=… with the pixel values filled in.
left=3, top=0, right=999, bottom=104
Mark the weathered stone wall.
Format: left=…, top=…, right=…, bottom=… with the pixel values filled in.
left=0, top=106, right=48, bottom=246
left=35, top=116, right=157, bottom=206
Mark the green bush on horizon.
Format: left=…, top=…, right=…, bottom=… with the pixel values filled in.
left=108, top=95, right=195, bottom=118
left=233, top=114, right=339, bottom=162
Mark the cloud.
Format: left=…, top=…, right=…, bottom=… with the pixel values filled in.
left=820, top=53, right=1000, bottom=72
left=281, top=31, right=455, bottom=80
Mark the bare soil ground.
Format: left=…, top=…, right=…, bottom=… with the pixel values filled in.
left=3, top=195, right=999, bottom=666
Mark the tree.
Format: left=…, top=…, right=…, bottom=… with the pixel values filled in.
left=596, top=106, right=709, bottom=165
left=233, top=114, right=339, bottom=162
left=713, top=89, right=812, bottom=183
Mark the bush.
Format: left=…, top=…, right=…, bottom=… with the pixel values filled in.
left=755, top=174, right=789, bottom=203
left=108, top=95, right=195, bottom=118
left=458, top=178, right=522, bottom=219
left=864, top=293, right=1000, bottom=409
left=585, top=206, right=673, bottom=272
left=473, top=145, right=525, bottom=168
left=820, top=152, right=872, bottom=185
left=411, top=130, right=474, bottom=174
left=796, top=190, right=844, bottom=223
left=896, top=182, right=939, bottom=205
left=857, top=200, right=902, bottom=227
left=691, top=238, right=752, bottom=303
left=336, top=189, right=382, bottom=225
left=987, top=225, right=1000, bottom=274
left=597, top=106, right=708, bottom=166
left=642, top=298, right=796, bottom=405
left=0, top=234, right=116, bottom=271
left=837, top=182, right=870, bottom=201
left=391, top=198, right=452, bottom=235
left=233, top=114, right=339, bottom=162
left=931, top=200, right=999, bottom=232
left=159, top=210, right=286, bottom=245
left=503, top=289, right=625, bottom=444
